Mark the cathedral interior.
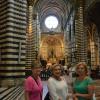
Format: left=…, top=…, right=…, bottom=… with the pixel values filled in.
left=0, top=0, right=100, bottom=99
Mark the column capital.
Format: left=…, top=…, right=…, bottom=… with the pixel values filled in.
left=33, top=13, right=37, bottom=20
left=27, top=0, right=35, bottom=6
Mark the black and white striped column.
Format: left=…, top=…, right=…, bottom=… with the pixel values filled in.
left=0, top=0, right=27, bottom=86
left=75, top=0, right=87, bottom=63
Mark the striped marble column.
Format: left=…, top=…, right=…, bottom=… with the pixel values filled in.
left=35, top=13, right=41, bottom=61
left=0, top=0, right=27, bottom=86
left=32, top=13, right=38, bottom=61
left=26, top=0, right=40, bottom=69
left=98, top=37, right=100, bottom=65
left=64, top=27, right=68, bottom=65
left=75, top=0, right=87, bottom=63
left=26, top=3, right=34, bottom=69
left=32, top=13, right=41, bottom=62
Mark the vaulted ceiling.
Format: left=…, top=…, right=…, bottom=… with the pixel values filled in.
left=28, top=0, right=100, bottom=34
left=36, top=0, right=68, bottom=17
left=34, top=0, right=72, bottom=32
left=87, top=1, right=100, bottom=32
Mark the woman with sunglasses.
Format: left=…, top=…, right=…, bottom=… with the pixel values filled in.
left=72, top=62, right=95, bottom=100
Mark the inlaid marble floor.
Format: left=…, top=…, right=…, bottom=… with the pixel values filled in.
left=0, top=81, right=48, bottom=100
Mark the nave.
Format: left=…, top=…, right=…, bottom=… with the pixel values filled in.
left=0, top=0, right=100, bottom=99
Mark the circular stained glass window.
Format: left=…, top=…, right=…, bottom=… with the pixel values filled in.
left=45, top=16, right=58, bottom=29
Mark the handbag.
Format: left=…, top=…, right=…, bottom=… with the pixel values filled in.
left=44, top=92, right=50, bottom=100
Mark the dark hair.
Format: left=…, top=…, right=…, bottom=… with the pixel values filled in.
left=31, top=61, right=41, bottom=69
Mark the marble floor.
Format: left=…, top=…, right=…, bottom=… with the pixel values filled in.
left=1, top=80, right=100, bottom=100
left=0, top=81, right=48, bottom=100
left=16, top=81, right=48, bottom=100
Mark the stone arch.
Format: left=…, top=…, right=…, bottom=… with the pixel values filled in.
left=39, top=34, right=64, bottom=63
left=86, top=1, right=100, bottom=68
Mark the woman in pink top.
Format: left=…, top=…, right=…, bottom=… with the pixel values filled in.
left=24, top=61, right=43, bottom=100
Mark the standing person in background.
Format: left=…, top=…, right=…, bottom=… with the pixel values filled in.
left=47, top=64, right=69, bottom=100
left=24, top=61, right=43, bottom=100
left=64, top=67, right=73, bottom=94
left=73, top=62, right=95, bottom=100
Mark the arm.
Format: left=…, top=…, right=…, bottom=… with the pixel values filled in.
left=75, top=84, right=95, bottom=99
left=72, top=89, right=78, bottom=100
left=24, top=78, right=33, bottom=100
left=47, top=78, right=61, bottom=100
left=74, top=78, right=95, bottom=99
left=25, top=91, right=30, bottom=100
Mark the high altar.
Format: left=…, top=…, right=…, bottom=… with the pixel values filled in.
left=39, top=32, right=64, bottom=64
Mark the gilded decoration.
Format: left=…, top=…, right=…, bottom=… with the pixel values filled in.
left=40, top=34, right=64, bottom=63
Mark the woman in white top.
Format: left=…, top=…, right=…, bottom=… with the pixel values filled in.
left=47, top=64, right=68, bottom=100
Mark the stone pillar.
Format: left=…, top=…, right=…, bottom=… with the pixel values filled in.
left=26, top=1, right=34, bottom=69
left=32, top=13, right=38, bottom=61
left=75, top=0, right=87, bottom=63
left=98, top=37, right=100, bottom=65
left=26, top=0, right=40, bottom=69
left=36, top=13, right=41, bottom=61
left=0, top=0, right=27, bottom=86
left=64, top=29, right=68, bottom=65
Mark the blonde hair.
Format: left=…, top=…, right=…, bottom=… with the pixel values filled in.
left=76, top=62, right=88, bottom=73
left=51, top=63, right=61, bottom=71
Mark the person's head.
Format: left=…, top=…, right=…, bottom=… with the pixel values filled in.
left=51, top=64, right=62, bottom=78
left=76, top=62, right=88, bottom=76
left=31, top=61, right=42, bottom=78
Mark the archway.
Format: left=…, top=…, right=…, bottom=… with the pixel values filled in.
left=39, top=34, right=64, bottom=64
left=86, top=1, right=100, bottom=69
